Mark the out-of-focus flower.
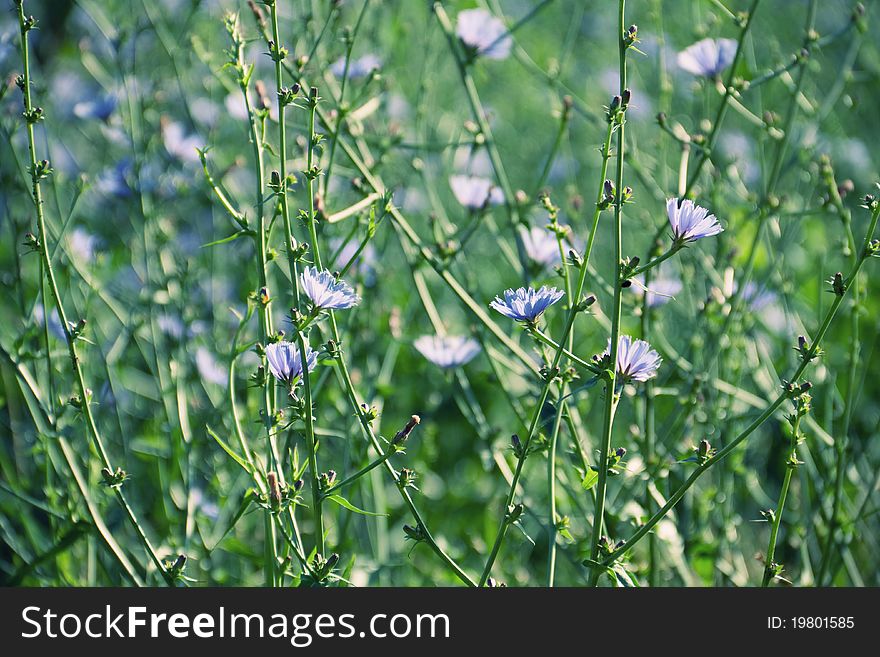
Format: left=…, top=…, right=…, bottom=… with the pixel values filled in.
left=157, top=313, right=185, bottom=339
left=666, top=198, right=723, bottom=242
left=330, top=53, right=382, bottom=79
left=265, top=341, right=318, bottom=385
left=456, top=8, right=512, bottom=60
left=95, top=159, right=133, bottom=198
left=520, top=225, right=566, bottom=269
left=677, top=38, right=737, bottom=77
left=600, top=335, right=662, bottom=382
left=490, top=286, right=564, bottom=322
left=329, top=238, right=377, bottom=280
left=740, top=282, right=777, bottom=312
left=632, top=270, right=683, bottom=307
left=450, top=174, right=503, bottom=209
left=224, top=92, right=278, bottom=122
left=414, top=335, right=480, bottom=368
left=67, top=228, right=98, bottom=262
left=73, top=92, right=117, bottom=121
left=300, top=266, right=360, bottom=310
left=196, top=347, right=227, bottom=387
left=162, top=120, right=203, bottom=163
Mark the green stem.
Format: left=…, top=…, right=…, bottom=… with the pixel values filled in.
left=14, top=0, right=171, bottom=586
left=300, top=87, right=325, bottom=556
left=588, top=0, right=628, bottom=587
left=762, top=415, right=802, bottom=586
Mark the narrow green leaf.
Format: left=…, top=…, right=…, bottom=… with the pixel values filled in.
left=326, top=494, right=387, bottom=517
left=207, top=425, right=252, bottom=473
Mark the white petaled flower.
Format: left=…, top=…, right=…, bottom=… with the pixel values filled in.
left=666, top=198, right=723, bottom=242
left=632, top=271, right=683, bottom=307
left=520, top=226, right=565, bottom=269
left=449, top=175, right=504, bottom=209
left=414, top=335, right=481, bottom=369
left=490, top=286, right=565, bottom=322
left=300, top=266, right=360, bottom=310
left=456, top=8, right=512, bottom=60
left=601, top=335, right=662, bottom=383
left=265, top=341, right=318, bottom=386
left=330, top=53, right=382, bottom=79
left=677, top=38, right=737, bottom=77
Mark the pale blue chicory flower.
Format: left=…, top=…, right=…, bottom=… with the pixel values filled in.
left=300, top=266, right=360, bottom=310
left=666, top=198, right=723, bottom=242
left=330, top=53, right=382, bottom=79
left=265, top=341, right=318, bottom=385
left=677, top=38, right=737, bottom=77
left=329, top=238, right=377, bottom=281
left=520, top=225, right=567, bottom=269
left=162, top=120, right=203, bottom=163
left=456, top=8, right=512, bottom=60
left=196, top=347, right=227, bottom=387
left=450, top=175, right=503, bottom=209
left=73, top=92, right=118, bottom=121
left=490, top=286, right=565, bottom=322
left=601, top=335, right=662, bottom=383
left=414, top=335, right=480, bottom=369
left=68, top=228, right=98, bottom=262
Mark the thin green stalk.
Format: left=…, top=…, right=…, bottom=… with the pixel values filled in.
left=588, top=0, right=628, bottom=587
left=229, top=14, right=281, bottom=583
left=299, top=86, right=326, bottom=556
left=14, top=0, right=171, bottom=586
left=762, top=413, right=803, bottom=586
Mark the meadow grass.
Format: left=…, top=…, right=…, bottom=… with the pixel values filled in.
left=1, top=0, right=878, bottom=587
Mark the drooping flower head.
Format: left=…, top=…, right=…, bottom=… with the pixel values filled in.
left=666, top=198, right=723, bottom=243
left=600, top=335, right=662, bottom=383
left=265, top=341, right=318, bottom=386
left=677, top=38, right=737, bottom=77
left=631, top=271, right=683, bottom=307
left=490, top=286, right=565, bottom=322
left=414, top=335, right=481, bottom=369
left=330, top=53, right=382, bottom=79
left=450, top=175, right=504, bottom=209
left=456, top=8, right=512, bottom=60
left=300, top=266, right=360, bottom=310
